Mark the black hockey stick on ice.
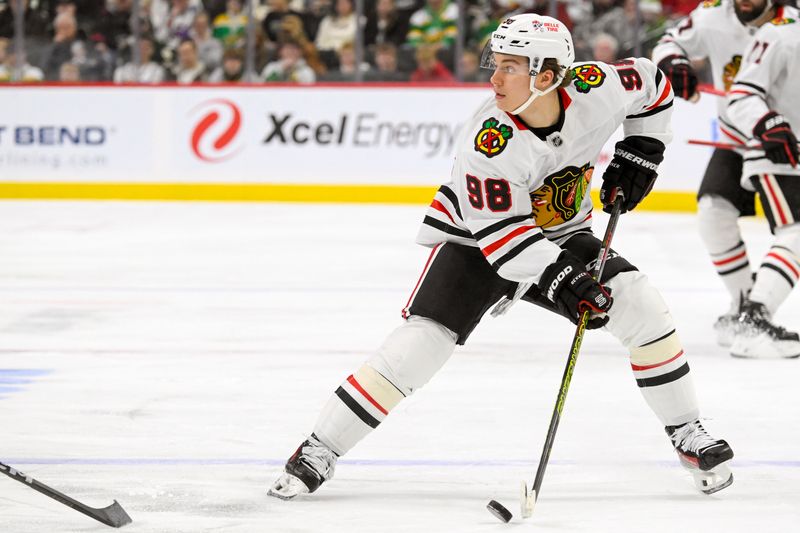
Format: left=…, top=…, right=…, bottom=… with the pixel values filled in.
left=487, top=192, right=624, bottom=524
left=524, top=193, right=624, bottom=515
left=0, top=461, right=133, bottom=528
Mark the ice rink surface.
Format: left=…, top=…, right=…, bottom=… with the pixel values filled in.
left=1, top=201, right=798, bottom=533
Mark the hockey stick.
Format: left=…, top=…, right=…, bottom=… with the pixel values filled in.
left=697, top=84, right=726, bottom=97
left=687, top=139, right=744, bottom=150
left=687, top=85, right=724, bottom=103
left=486, top=195, right=624, bottom=523
left=0, top=461, right=133, bottom=528
left=522, top=193, right=624, bottom=517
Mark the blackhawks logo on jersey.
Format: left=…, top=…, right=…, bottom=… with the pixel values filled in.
left=530, top=163, right=594, bottom=228
left=474, top=117, right=514, bottom=158
left=722, top=55, right=742, bottom=91
left=572, top=64, right=606, bottom=93
left=702, top=0, right=721, bottom=8
left=771, top=16, right=796, bottom=25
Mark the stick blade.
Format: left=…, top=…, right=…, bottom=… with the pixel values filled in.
left=94, top=500, right=133, bottom=528
left=520, top=482, right=535, bottom=519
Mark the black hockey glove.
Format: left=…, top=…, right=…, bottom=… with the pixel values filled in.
left=538, top=251, right=613, bottom=329
left=600, top=136, right=665, bottom=214
left=753, top=111, right=799, bottom=167
left=657, top=55, right=698, bottom=100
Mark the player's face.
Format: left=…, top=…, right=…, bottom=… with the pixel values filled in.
left=490, top=53, right=532, bottom=112
left=734, top=0, right=768, bottom=22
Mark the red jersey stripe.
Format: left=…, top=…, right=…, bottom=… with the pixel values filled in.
left=402, top=243, right=441, bottom=318
left=506, top=112, right=527, bottom=131
left=646, top=77, right=672, bottom=110
left=431, top=199, right=456, bottom=225
left=719, top=125, right=746, bottom=145
left=763, top=174, right=789, bottom=225
left=558, top=88, right=572, bottom=110
left=481, top=225, right=537, bottom=257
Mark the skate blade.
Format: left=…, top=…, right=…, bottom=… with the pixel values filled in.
left=731, top=351, right=800, bottom=359
left=694, top=464, right=734, bottom=495
left=268, top=473, right=309, bottom=501
left=730, top=334, right=800, bottom=359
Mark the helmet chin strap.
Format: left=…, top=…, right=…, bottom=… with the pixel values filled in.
left=510, top=74, right=561, bottom=115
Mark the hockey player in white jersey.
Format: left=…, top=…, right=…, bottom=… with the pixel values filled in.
left=724, top=15, right=800, bottom=357
left=652, top=0, right=800, bottom=351
left=269, top=15, right=734, bottom=502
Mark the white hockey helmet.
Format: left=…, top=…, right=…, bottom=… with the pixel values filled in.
left=480, top=14, right=575, bottom=114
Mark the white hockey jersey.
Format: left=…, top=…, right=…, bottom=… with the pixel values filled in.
left=652, top=0, right=799, bottom=144
left=416, top=58, right=673, bottom=284
left=727, top=15, right=800, bottom=179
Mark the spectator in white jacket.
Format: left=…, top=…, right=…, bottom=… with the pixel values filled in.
left=113, top=36, right=166, bottom=83
left=314, top=0, right=357, bottom=52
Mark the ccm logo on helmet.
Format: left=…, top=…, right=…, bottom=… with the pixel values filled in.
left=190, top=99, right=243, bottom=163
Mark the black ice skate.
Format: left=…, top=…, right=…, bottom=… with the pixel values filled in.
left=268, top=435, right=338, bottom=500
left=666, top=420, right=734, bottom=495
left=730, top=300, right=800, bottom=359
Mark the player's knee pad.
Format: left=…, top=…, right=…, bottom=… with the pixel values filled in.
left=697, top=195, right=743, bottom=252
left=603, top=270, right=675, bottom=349
left=366, top=316, right=457, bottom=397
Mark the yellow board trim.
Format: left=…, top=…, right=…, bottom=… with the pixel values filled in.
left=0, top=182, right=761, bottom=214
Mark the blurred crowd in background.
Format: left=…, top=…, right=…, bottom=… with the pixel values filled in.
left=0, top=0, right=700, bottom=84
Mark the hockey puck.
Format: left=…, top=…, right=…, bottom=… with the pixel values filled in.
left=486, top=500, right=513, bottom=523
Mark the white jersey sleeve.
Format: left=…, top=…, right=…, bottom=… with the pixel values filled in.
left=726, top=17, right=800, bottom=177
left=727, top=23, right=790, bottom=136
left=652, top=1, right=712, bottom=63
left=607, top=57, right=674, bottom=145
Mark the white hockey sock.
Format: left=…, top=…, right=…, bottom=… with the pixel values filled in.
left=750, top=224, right=800, bottom=314
left=630, top=331, right=699, bottom=426
left=604, top=271, right=699, bottom=426
left=697, top=195, right=753, bottom=310
left=313, top=364, right=405, bottom=456
left=313, top=317, right=457, bottom=456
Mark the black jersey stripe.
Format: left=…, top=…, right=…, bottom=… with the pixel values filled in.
left=490, top=233, right=546, bottom=271
left=473, top=215, right=533, bottom=241
left=422, top=216, right=473, bottom=239
left=626, top=100, right=673, bottom=119
left=744, top=155, right=770, bottom=162
left=335, top=387, right=381, bottom=428
left=635, top=363, right=690, bottom=388
left=728, top=93, right=761, bottom=107
left=438, top=185, right=463, bottom=220
left=718, top=262, right=750, bottom=276
left=640, top=329, right=676, bottom=347
left=718, top=117, right=748, bottom=139
left=655, top=68, right=663, bottom=88
left=761, top=263, right=796, bottom=288
left=733, top=81, right=766, bottom=95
